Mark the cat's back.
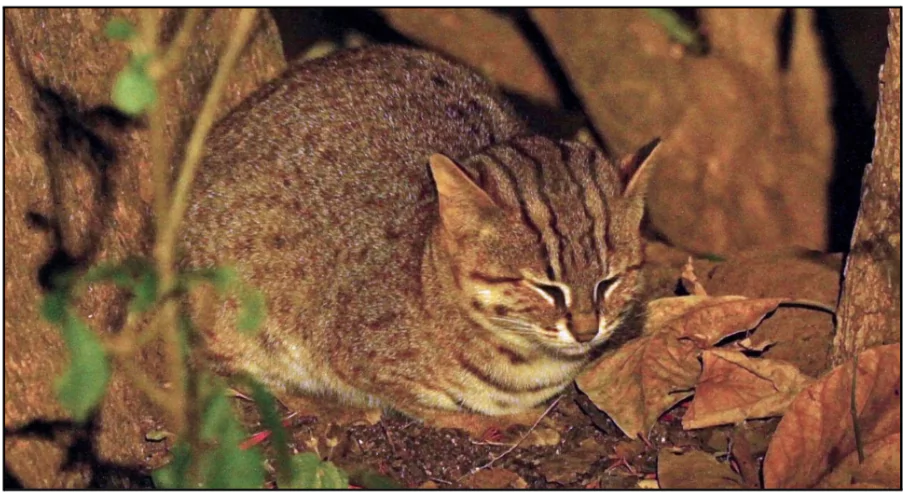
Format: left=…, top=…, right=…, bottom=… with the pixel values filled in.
left=182, top=46, right=525, bottom=310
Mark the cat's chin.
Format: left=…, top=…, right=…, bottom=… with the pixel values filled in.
left=546, top=343, right=592, bottom=357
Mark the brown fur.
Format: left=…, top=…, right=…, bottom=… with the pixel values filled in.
left=181, top=46, right=657, bottom=418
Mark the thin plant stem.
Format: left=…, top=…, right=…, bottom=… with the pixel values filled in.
left=458, top=395, right=563, bottom=482
left=851, top=354, right=865, bottom=463
left=780, top=299, right=837, bottom=315
left=142, top=8, right=169, bottom=243
left=118, top=357, right=179, bottom=418
left=154, top=8, right=203, bottom=78
left=138, top=7, right=188, bottom=435
left=160, top=7, right=258, bottom=255
left=150, top=7, right=258, bottom=435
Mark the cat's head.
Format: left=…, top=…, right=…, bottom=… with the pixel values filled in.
left=429, top=136, right=659, bottom=357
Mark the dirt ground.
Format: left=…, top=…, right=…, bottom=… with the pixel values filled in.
left=243, top=385, right=713, bottom=489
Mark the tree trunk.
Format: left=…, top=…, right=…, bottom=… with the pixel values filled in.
left=833, top=8, right=901, bottom=365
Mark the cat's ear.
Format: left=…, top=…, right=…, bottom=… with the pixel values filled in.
left=618, top=138, right=662, bottom=228
left=430, top=153, right=498, bottom=235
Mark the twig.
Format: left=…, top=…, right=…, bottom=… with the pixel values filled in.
left=457, top=395, right=563, bottom=481
left=851, top=354, right=865, bottom=463
left=154, top=9, right=203, bottom=77
left=469, top=440, right=510, bottom=447
left=148, top=9, right=201, bottom=254
left=151, top=7, right=258, bottom=435
left=136, top=9, right=191, bottom=434
left=637, top=432, right=655, bottom=450
left=380, top=419, right=397, bottom=454
left=779, top=299, right=837, bottom=315
left=160, top=7, right=258, bottom=255
left=139, top=8, right=169, bottom=258
left=118, top=357, right=178, bottom=417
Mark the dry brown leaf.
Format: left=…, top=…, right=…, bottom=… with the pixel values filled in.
left=683, top=349, right=814, bottom=429
left=613, top=439, right=646, bottom=463
left=636, top=478, right=660, bottom=489
left=704, top=249, right=840, bottom=376
left=657, top=449, right=744, bottom=489
left=577, top=296, right=787, bottom=438
left=729, top=425, right=761, bottom=489
left=576, top=334, right=697, bottom=438
left=517, top=425, right=561, bottom=448
left=460, top=468, right=527, bottom=489
left=849, top=433, right=901, bottom=488
left=737, top=333, right=776, bottom=352
left=537, top=437, right=605, bottom=485
left=647, top=296, right=787, bottom=346
left=817, top=433, right=901, bottom=489
left=763, top=343, right=901, bottom=488
left=680, top=257, right=708, bottom=296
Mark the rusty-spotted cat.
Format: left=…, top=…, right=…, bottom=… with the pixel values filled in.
left=181, top=46, right=658, bottom=420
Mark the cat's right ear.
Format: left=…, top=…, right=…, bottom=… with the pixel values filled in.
left=429, top=153, right=497, bottom=236
left=618, top=138, right=661, bottom=233
left=619, top=137, right=661, bottom=197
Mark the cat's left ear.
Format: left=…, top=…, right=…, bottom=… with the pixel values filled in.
left=429, top=153, right=498, bottom=236
left=619, top=138, right=662, bottom=227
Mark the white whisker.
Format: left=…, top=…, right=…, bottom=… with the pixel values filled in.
left=488, top=316, right=537, bottom=332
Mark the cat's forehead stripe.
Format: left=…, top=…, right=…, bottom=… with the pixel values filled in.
left=557, top=143, right=600, bottom=269
left=509, top=141, right=566, bottom=281
left=476, top=139, right=615, bottom=282
left=480, top=151, right=548, bottom=265
left=512, top=140, right=610, bottom=281
left=484, top=149, right=562, bottom=281
left=583, top=147, right=613, bottom=272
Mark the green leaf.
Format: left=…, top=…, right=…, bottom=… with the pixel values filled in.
left=237, top=288, right=266, bottom=333
left=177, top=316, right=193, bottom=362
left=250, top=380, right=293, bottom=485
left=179, top=266, right=238, bottom=295
left=210, top=267, right=239, bottom=294
left=152, top=441, right=192, bottom=488
left=129, top=267, right=159, bottom=313
left=105, top=18, right=136, bottom=40
left=206, top=427, right=265, bottom=488
left=288, top=453, right=349, bottom=489
left=112, top=64, right=157, bottom=116
left=177, top=266, right=265, bottom=333
left=55, top=314, right=111, bottom=422
left=644, top=8, right=706, bottom=54
left=200, top=389, right=232, bottom=440
left=128, top=52, right=154, bottom=72
left=81, top=261, right=132, bottom=287
left=190, top=383, right=266, bottom=488
left=203, top=406, right=266, bottom=488
left=81, top=259, right=159, bottom=313
left=41, top=291, right=69, bottom=325
left=145, top=430, right=174, bottom=442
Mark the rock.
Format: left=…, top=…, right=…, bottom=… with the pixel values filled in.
left=3, top=8, right=284, bottom=487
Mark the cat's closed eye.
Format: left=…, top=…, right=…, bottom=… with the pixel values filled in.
left=593, top=276, right=621, bottom=304
left=531, top=283, right=567, bottom=308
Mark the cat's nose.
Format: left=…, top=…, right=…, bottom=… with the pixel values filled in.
left=569, top=312, right=598, bottom=343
